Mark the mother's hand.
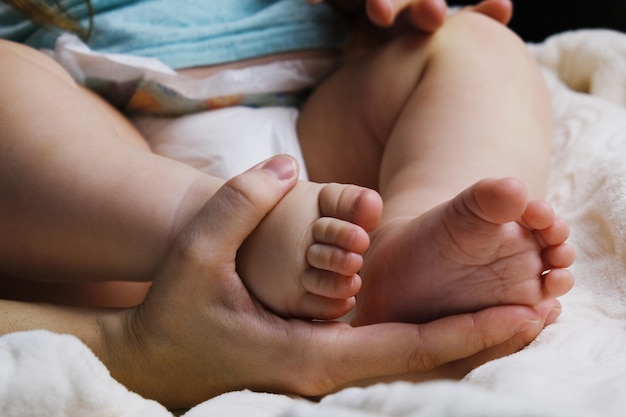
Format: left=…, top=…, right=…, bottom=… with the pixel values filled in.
left=101, top=155, right=558, bottom=409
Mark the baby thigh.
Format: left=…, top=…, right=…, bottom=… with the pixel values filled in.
left=297, top=12, right=551, bottom=198
left=296, top=32, right=435, bottom=189
left=0, top=40, right=215, bottom=284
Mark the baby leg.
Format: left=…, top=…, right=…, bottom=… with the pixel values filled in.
left=0, top=39, right=197, bottom=285
left=352, top=177, right=574, bottom=324
left=298, top=12, right=575, bottom=324
left=0, top=40, right=383, bottom=320
left=238, top=178, right=382, bottom=319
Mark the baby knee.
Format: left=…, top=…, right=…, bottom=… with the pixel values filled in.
left=438, top=11, right=526, bottom=54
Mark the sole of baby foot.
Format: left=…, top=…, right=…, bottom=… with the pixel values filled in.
left=351, top=178, right=575, bottom=325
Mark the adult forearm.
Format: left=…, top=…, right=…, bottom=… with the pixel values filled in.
left=0, top=298, right=162, bottom=402
left=0, top=299, right=108, bottom=350
left=0, top=298, right=152, bottom=396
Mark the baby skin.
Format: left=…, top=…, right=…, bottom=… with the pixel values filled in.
left=239, top=12, right=577, bottom=324
left=241, top=174, right=574, bottom=323
left=237, top=165, right=383, bottom=320
left=350, top=178, right=575, bottom=325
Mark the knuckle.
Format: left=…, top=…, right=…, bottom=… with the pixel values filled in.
left=222, top=175, right=262, bottom=210
left=169, top=230, right=209, bottom=267
left=406, top=327, right=441, bottom=372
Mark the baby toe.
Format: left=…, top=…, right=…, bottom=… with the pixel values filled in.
left=522, top=200, right=555, bottom=230
left=542, top=243, right=576, bottom=269
left=318, top=183, right=383, bottom=231
left=537, top=217, right=570, bottom=246
left=542, top=268, right=575, bottom=298
left=295, top=293, right=357, bottom=321
left=307, top=243, right=364, bottom=275
left=301, top=269, right=362, bottom=299
left=312, top=218, right=371, bottom=253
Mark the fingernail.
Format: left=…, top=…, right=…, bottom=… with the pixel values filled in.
left=516, top=319, right=541, bottom=333
left=545, top=307, right=562, bottom=325
left=258, top=155, right=298, bottom=180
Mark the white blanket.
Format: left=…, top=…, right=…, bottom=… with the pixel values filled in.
left=2, top=29, right=626, bottom=417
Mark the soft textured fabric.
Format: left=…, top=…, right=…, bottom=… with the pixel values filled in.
left=0, top=0, right=349, bottom=69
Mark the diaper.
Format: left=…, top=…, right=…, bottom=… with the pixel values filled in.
left=46, top=33, right=333, bottom=179
left=47, top=34, right=338, bottom=116
left=132, top=107, right=309, bottom=180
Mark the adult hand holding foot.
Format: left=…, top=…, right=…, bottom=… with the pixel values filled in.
left=0, top=1, right=569, bottom=410
left=0, top=155, right=560, bottom=409
left=83, top=155, right=557, bottom=408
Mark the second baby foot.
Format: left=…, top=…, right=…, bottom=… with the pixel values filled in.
left=352, top=178, right=576, bottom=325
left=237, top=180, right=382, bottom=320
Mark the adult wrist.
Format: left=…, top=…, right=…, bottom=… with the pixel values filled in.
left=94, top=307, right=157, bottom=399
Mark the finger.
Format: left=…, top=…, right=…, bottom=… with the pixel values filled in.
left=367, top=0, right=447, bottom=30
left=452, top=299, right=562, bottom=373
left=176, top=155, right=299, bottom=258
left=302, top=304, right=547, bottom=392
left=410, top=302, right=560, bottom=382
left=366, top=0, right=397, bottom=27
left=466, top=0, right=513, bottom=25
left=406, top=0, right=447, bottom=32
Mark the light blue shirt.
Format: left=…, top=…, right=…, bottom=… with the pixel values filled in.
left=0, top=0, right=349, bottom=69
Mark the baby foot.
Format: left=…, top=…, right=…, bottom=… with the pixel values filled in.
left=237, top=180, right=382, bottom=320
left=352, top=178, right=575, bottom=325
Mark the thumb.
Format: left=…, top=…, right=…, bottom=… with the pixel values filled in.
left=176, top=155, right=299, bottom=260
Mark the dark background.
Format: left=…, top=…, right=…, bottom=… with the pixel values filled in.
left=453, top=0, right=626, bottom=41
